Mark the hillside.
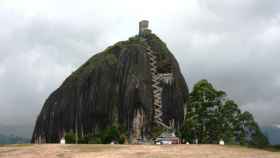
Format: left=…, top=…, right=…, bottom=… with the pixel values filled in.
left=32, top=30, right=189, bottom=143
left=0, top=134, right=29, bottom=144
left=0, top=124, right=33, bottom=138
left=262, top=126, right=280, bottom=145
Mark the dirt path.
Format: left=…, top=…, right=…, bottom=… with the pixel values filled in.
left=0, top=144, right=279, bottom=158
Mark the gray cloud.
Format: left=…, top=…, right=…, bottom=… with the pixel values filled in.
left=0, top=0, right=279, bottom=130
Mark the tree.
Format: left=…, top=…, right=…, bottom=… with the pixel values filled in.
left=218, top=100, right=242, bottom=144
left=239, top=111, right=269, bottom=147
left=64, top=131, right=76, bottom=144
left=100, top=126, right=125, bottom=144
left=181, top=79, right=269, bottom=147
left=64, top=126, right=126, bottom=144
left=183, top=79, right=225, bottom=144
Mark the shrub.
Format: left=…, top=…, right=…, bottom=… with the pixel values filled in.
left=64, top=132, right=76, bottom=144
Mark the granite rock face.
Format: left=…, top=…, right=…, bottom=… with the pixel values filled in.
left=32, top=33, right=189, bottom=143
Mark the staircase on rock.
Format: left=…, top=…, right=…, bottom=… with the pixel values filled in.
left=145, top=44, right=171, bottom=129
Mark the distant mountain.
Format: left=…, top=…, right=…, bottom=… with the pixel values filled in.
left=0, top=134, right=30, bottom=144
left=0, top=124, right=33, bottom=138
left=262, top=126, right=280, bottom=145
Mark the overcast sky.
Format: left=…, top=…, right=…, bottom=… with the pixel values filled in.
left=0, top=0, right=279, bottom=129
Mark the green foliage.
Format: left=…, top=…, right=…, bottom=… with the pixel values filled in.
left=181, top=79, right=269, bottom=147
left=145, top=33, right=170, bottom=54
left=99, top=126, right=125, bottom=144
left=151, top=125, right=165, bottom=138
left=67, top=42, right=121, bottom=83
left=64, top=131, right=76, bottom=144
left=88, top=136, right=102, bottom=144
left=239, top=112, right=269, bottom=147
left=64, top=126, right=126, bottom=144
left=129, top=35, right=141, bottom=42
left=265, top=145, right=280, bottom=152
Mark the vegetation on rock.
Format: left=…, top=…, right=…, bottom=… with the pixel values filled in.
left=64, top=126, right=125, bottom=144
